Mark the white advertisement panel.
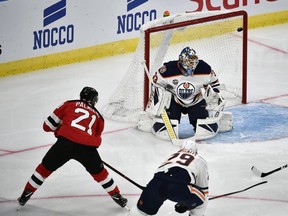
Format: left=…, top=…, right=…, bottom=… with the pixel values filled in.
left=0, top=0, right=287, bottom=63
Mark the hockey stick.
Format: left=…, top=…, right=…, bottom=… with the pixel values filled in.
left=103, top=161, right=145, bottom=190
left=161, top=108, right=194, bottom=146
left=251, top=164, right=288, bottom=178
left=208, top=181, right=268, bottom=200
left=161, top=108, right=178, bottom=142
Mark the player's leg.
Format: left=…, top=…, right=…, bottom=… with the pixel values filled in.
left=137, top=178, right=165, bottom=215
left=172, top=184, right=207, bottom=215
left=187, top=100, right=209, bottom=130
left=75, top=146, right=127, bottom=208
left=18, top=137, right=71, bottom=207
left=165, top=98, right=182, bottom=121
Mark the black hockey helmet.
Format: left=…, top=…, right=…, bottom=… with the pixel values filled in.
left=80, top=86, right=98, bottom=106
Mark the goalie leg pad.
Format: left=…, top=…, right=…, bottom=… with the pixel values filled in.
left=195, top=113, right=222, bottom=140
left=219, top=111, right=233, bottom=132
left=152, top=117, right=178, bottom=140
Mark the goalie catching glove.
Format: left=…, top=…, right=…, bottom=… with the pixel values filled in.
left=202, top=85, right=223, bottom=111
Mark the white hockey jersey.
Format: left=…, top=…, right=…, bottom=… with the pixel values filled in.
left=151, top=60, right=220, bottom=107
left=156, top=149, right=209, bottom=193
left=156, top=149, right=209, bottom=216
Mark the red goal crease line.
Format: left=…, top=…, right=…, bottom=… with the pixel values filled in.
left=248, top=38, right=288, bottom=54
left=259, top=93, right=288, bottom=102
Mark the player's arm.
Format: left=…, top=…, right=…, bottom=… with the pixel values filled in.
left=43, top=113, right=62, bottom=131
left=151, top=69, right=171, bottom=91
left=43, top=103, right=64, bottom=134
left=201, top=69, right=223, bottom=112
left=208, top=70, right=220, bottom=92
left=197, top=162, right=209, bottom=196
left=187, top=162, right=209, bottom=216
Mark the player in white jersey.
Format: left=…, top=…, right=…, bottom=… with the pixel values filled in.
left=140, top=47, right=224, bottom=140
left=137, top=140, right=209, bottom=216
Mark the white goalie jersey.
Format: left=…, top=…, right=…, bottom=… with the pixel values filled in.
left=147, top=59, right=220, bottom=114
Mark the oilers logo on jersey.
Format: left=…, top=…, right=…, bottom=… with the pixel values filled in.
left=176, top=82, right=195, bottom=100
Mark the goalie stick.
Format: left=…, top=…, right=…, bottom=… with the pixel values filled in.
left=251, top=164, right=288, bottom=178
left=161, top=108, right=194, bottom=146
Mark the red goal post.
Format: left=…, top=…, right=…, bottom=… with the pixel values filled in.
left=102, top=10, right=248, bottom=123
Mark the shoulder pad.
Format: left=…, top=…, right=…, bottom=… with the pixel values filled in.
left=158, top=65, right=167, bottom=74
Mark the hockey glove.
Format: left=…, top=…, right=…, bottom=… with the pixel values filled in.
left=54, top=127, right=60, bottom=138
left=175, top=203, right=189, bottom=213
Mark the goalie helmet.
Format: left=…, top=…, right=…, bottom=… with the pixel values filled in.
left=179, top=47, right=199, bottom=76
left=80, top=86, right=98, bottom=106
left=180, top=139, right=197, bottom=154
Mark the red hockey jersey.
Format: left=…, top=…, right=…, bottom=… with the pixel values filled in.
left=43, top=100, right=104, bottom=147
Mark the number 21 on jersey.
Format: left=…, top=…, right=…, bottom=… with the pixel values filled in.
left=71, top=108, right=96, bottom=135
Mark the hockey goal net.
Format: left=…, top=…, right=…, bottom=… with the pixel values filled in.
left=102, top=10, right=248, bottom=122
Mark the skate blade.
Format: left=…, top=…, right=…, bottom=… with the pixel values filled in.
left=17, top=204, right=22, bottom=211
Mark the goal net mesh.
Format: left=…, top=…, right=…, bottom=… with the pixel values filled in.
left=102, top=11, right=247, bottom=123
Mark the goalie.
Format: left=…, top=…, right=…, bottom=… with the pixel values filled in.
left=138, top=47, right=233, bottom=141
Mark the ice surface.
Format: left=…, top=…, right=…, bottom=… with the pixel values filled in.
left=0, top=24, right=288, bottom=216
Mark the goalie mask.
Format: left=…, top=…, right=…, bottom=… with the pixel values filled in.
left=80, top=86, right=99, bottom=106
left=180, top=139, right=197, bottom=154
left=179, top=47, right=199, bottom=76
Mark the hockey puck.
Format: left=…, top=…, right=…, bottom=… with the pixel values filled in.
left=237, top=27, right=243, bottom=32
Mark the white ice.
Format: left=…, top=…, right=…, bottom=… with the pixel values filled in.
left=0, top=24, right=288, bottom=216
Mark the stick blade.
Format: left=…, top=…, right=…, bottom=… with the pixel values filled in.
left=251, top=166, right=263, bottom=177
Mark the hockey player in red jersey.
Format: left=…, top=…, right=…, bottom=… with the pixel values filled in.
left=136, top=140, right=209, bottom=216
left=17, top=87, right=127, bottom=209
